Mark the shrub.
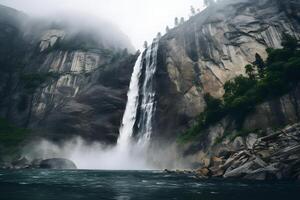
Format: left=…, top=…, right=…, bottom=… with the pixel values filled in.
left=178, top=34, right=300, bottom=143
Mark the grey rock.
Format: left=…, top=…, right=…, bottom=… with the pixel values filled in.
left=39, top=158, right=77, bottom=169
left=223, top=161, right=255, bottom=178
left=11, top=157, right=30, bottom=169
left=0, top=5, right=136, bottom=144
left=154, top=0, right=300, bottom=141
left=246, top=134, right=258, bottom=150
left=232, top=137, right=245, bottom=151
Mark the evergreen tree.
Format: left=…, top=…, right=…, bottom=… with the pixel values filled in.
left=253, top=53, right=265, bottom=78
left=190, top=6, right=196, bottom=15
left=204, top=0, right=215, bottom=7
left=174, top=17, right=179, bottom=26
left=166, top=26, right=170, bottom=33
left=157, top=32, right=162, bottom=38
left=180, top=17, right=185, bottom=24
left=282, top=33, right=298, bottom=51
left=245, top=64, right=256, bottom=80
left=143, top=41, right=148, bottom=49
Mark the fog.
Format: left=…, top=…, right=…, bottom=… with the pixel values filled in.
left=22, top=137, right=189, bottom=170
left=0, top=0, right=204, bottom=170
left=0, top=0, right=205, bottom=49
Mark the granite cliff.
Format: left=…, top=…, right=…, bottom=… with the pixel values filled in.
left=152, top=0, right=300, bottom=179
left=1, top=0, right=300, bottom=176
left=154, top=0, right=300, bottom=139
left=0, top=4, right=136, bottom=150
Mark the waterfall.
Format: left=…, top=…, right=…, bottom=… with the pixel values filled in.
left=117, top=51, right=143, bottom=150
left=28, top=37, right=180, bottom=170
left=136, top=38, right=159, bottom=145
left=117, top=37, right=159, bottom=157
left=55, top=38, right=160, bottom=170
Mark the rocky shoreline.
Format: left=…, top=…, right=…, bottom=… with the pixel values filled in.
left=0, top=157, right=77, bottom=170
left=166, top=123, right=300, bottom=181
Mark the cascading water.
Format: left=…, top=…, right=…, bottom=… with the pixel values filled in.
left=26, top=37, right=183, bottom=170
left=117, top=51, right=143, bottom=150
left=118, top=38, right=159, bottom=149
left=76, top=37, right=160, bottom=170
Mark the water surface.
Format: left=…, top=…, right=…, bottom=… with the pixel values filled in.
left=0, top=170, right=299, bottom=200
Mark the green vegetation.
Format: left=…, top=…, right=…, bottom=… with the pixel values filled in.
left=0, top=118, right=30, bottom=156
left=178, top=34, right=300, bottom=143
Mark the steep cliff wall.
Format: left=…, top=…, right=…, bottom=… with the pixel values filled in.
left=154, top=0, right=300, bottom=140
left=0, top=5, right=136, bottom=143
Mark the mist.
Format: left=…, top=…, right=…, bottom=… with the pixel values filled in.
left=0, top=0, right=205, bottom=49
left=22, top=137, right=190, bottom=170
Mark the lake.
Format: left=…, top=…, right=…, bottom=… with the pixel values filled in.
left=0, top=170, right=299, bottom=200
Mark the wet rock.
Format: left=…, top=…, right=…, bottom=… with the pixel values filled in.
left=11, top=157, right=30, bottom=169
left=211, top=157, right=224, bottom=167
left=195, top=168, right=210, bottom=177
left=39, top=158, right=77, bottom=169
left=246, top=134, right=258, bottom=150
left=31, top=159, right=43, bottom=168
left=223, top=161, right=255, bottom=178
left=232, top=137, right=245, bottom=151
left=244, top=171, right=267, bottom=181
left=257, top=150, right=271, bottom=159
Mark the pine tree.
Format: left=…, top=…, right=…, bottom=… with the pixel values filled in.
left=180, top=17, right=185, bottom=24
left=190, top=6, right=196, bottom=15
left=174, top=17, right=179, bottom=26
left=157, top=32, right=161, bottom=38
left=143, top=41, right=148, bottom=49
left=253, top=53, right=265, bottom=78
left=204, top=0, right=215, bottom=7
left=166, top=26, right=170, bottom=33
left=282, top=33, right=298, bottom=51
left=245, top=64, right=256, bottom=80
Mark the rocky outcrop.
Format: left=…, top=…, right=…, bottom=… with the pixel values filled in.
left=0, top=157, right=77, bottom=169
left=156, top=0, right=300, bottom=180
left=154, top=0, right=300, bottom=140
left=182, top=84, right=300, bottom=159
left=0, top=5, right=136, bottom=144
left=39, top=158, right=77, bottom=169
left=188, top=122, right=300, bottom=180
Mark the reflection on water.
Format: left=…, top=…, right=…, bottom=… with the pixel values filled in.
left=0, top=170, right=299, bottom=200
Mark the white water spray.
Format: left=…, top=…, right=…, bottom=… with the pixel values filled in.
left=25, top=38, right=161, bottom=170
left=117, top=51, right=143, bottom=150
left=111, top=38, right=159, bottom=168
left=119, top=38, right=159, bottom=149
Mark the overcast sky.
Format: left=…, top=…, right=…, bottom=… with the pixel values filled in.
left=0, top=0, right=205, bottom=49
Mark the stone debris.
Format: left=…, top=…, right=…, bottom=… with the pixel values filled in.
left=166, top=123, right=300, bottom=181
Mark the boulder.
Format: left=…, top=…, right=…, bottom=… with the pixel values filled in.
left=39, top=158, right=77, bottom=169
left=195, top=168, right=210, bottom=177
left=11, top=157, right=30, bottom=169
left=223, top=161, right=255, bottom=178
left=211, top=156, right=224, bottom=167
left=244, top=164, right=278, bottom=180
left=246, top=134, right=258, bottom=150
left=257, top=150, right=271, bottom=159
left=232, top=137, right=245, bottom=151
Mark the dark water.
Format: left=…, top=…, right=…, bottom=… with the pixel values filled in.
left=0, top=170, right=299, bottom=200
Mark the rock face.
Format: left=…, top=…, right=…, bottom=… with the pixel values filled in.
left=155, top=0, right=300, bottom=180
left=154, top=0, right=300, bottom=140
left=0, top=157, right=77, bottom=169
left=188, top=123, right=300, bottom=180
left=0, top=5, right=136, bottom=143
left=39, top=158, right=77, bottom=169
